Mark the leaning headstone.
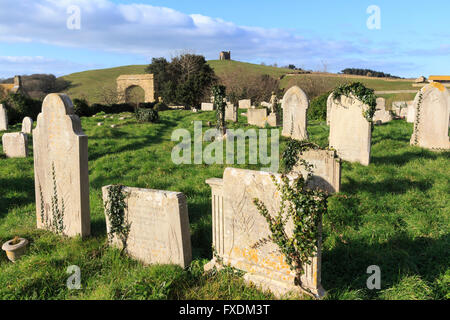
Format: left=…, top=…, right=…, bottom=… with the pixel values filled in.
left=0, top=104, right=8, bottom=131
left=201, top=103, right=214, bottom=111
left=225, top=103, right=237, bottom=122
left=291, top=149, right=341, bottom=193
left=410, top=83, right=450, bottom=149
left=204, top=168, right=325, bottom=298
left=102, top=186, right=192, bottom=268
left=281, top=86, right=309, bottom=140
left=21, top=117, right=33, bottom=134
left=373, top=109, right=392, bottom=124
left=329, top=93, right=372, bottom=166
left=239, top=99, right=251, bottom=109
left=33, top=94, right=91, bottom=237
left=2, top=132, right=28, bottom=158
left=247, top=108, right=268, bottom=127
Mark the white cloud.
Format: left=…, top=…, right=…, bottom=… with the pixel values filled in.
left=0, top=0, right=426, bottom=77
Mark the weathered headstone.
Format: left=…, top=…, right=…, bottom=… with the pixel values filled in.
left=247, top=108, right=268, bottom=127
left=225, top=103, right=237, bottom=122
left=2, top=132, right=28, bottom=158
left=376, top=97, right=386, bottom=110
left=406, top=102, right=416, bottom=123
left=329, top=94, right=372, bottom=166
left=267, top=112, right=280, bottom=127
left=201, top=103, right=214, bottom=111
left=33, top=94, right=91, bottom=237
left=204, top=168, right=325, bottom=298
left=291, top=149, right=341, bottom=193
left=373, top=109, right=392, bottom=124
left=21, top=117, right=33, bottom=134
left=102, top=186, right=192, bottom=268
left=0, top=104, right=8, bottom=131
left=239, top=99, right=251, bottom=109
left=410, top=83, right=450, bottom=149
left=281, top=86, right=309, bottom=140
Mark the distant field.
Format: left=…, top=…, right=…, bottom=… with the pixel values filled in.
left=60, top=60, right=416, bottom=104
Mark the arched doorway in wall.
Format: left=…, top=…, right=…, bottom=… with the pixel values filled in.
left=125, top=85, right=145, bottom=109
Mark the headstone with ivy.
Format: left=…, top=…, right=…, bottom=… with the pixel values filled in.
left=204, top=168, right=325, bottom=298
left=21, top=117, right=33, bottom=134
left=329, top=83, right=375, bottom=166
left=2, top=132, right=28, bottom=158
left=102, top=185, right=192, bottom=268
left=410, top=83, right=450, bottom=149
left=281, top=86, right=309, bottom=140
left=33, top=94, right=91, bottom=237
left=239, top=99, right=251, bottom=109
left=247, top=108, right=268, bottom=127
left=0, top=104, right=7, bottom=131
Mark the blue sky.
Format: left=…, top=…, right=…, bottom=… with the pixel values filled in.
left=0, top=0, right=448, bottom=78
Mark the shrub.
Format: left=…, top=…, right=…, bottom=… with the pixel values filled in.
left=308, top=91, right=330, bottom=121
left=73, top=98, right=90, bottom=117
left=135, top=108, right=159, bottom=123
left=1, top=93, right=41, bottom=124
left=153, top=102, right=169, bottom=112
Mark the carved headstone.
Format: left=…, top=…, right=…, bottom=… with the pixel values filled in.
left=281, top=86, right=309, bottom=140
left=102, top=186, right=192, bottom=268
left=2, top=132, right=28, bottom=158
left=329, top=94, right=372, bottom=166
left=204, top=168, right=325, bottom=298
left=0, top=104, right=7, bottom=131
left=33, top=94, right=91, bottom=237
left=201, top=103, right=214, bottom=111
left=410, top=83, right=450, bottom=149
left=21, top=117, right=33, bottom=134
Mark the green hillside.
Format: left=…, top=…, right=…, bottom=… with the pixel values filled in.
left=60, top=60, right=415, bottom=104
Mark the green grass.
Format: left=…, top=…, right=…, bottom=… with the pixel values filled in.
left=60, top=60, right=416, bottom=104
left=0, top=111, right=448, bottom=300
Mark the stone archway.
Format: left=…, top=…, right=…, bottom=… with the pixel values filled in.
left=116, top=74, right=155, bottom=103
left=125, top=85, right=145, bottom=108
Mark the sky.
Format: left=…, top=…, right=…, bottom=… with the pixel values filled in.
left=0, top=0, right=449, bottom=78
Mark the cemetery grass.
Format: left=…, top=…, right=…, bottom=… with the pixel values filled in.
left=0, top=111, right=449, bottom=300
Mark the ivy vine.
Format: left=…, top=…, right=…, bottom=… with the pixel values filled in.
left=281, top=139, right=321, bottom=174
left=104, top=185, right=131, bottom=253
left=413, top=92, right=423, bottom=146
left=212, top=85, right=227, bottom=134
left=332, top=82, right=377, bottom=122
left=253, top=174, right=328, bottom=295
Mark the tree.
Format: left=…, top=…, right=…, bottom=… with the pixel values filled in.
left=146, top=54, right=217, bottom=108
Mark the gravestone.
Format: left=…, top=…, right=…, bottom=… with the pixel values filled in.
left=373, top=109, right=392, bottom=124
left=247, top=108, right=268, bottom=127
left=2, top=132, right=28, bottom=158
left=406, top=102, right=416, bottom=123
left=0, top=104, right=7, bottom=131
left=376, top=97, right=386, bottom=110
left=225, top=103, right=237, bottom=122
left=239, top=99, right=251, bottom=109
left=201, top=103, right=214, bottom=111
left=267, top=112, right=280, bottom=127
left=329, top=94, right=372, bottom=166
left=392, top=101, right=410, bottom=118
left=410, top=83, right=450, bottom=149
left=281, top=86, right=309, bottom=140
left=102, top=186, right=192, bottom=268
left=291, top=149, right=341, bottom=193
left=21, top=117, right=33, bottom=134
left=204, top=168, right=325, bottom=298
left=33, top=94, right=91, bottom=237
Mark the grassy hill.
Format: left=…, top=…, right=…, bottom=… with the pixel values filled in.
left=60, top=60, right=416, bottom=104
left=0, top=111, right=448, bottom=300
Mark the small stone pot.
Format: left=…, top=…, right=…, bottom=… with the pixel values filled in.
left=2, top=238, right=28, bottom=262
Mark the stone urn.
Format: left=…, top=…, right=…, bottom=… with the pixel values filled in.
left=2, top=237, right=28, bottom=262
